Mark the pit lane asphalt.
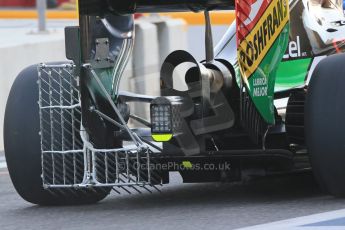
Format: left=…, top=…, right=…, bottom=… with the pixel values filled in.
left=1, top=150, right=345, bottom=230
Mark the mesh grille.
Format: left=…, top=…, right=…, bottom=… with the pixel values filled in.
left=38, top=64, right=161, bottom=192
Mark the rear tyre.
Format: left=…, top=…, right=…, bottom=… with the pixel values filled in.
left=305, top=53, right=345, bottom=196
left=4, top=64, right=109, bottom=205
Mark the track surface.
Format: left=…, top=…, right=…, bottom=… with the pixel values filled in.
left=1, top=152, right=345, bottom=230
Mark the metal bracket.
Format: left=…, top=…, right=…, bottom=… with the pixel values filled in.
left=204, top=10, right=214, bottom=63
left=92, top=38, right=114, bottom=69
left=65, top=26, right=82, bottom=75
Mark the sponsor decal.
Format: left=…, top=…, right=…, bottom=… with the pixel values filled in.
left=283, top=36, right=307, bottom=59
left=237, top=0, right=289, bottom=78
left=253, top=76, right=268, bottom=97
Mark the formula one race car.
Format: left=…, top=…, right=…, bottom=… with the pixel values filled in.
left=4, top=0, right=345, bottom=205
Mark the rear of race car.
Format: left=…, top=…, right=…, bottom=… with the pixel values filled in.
left=7, top=0, right=345, bottom=204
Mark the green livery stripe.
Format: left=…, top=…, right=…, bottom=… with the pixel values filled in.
left=246, top=23, right=290, bottom=124
left=275, top=58, right=312, bottom=91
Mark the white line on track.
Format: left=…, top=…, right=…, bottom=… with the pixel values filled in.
left=237, top=209, right=345, bottom=230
